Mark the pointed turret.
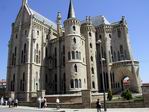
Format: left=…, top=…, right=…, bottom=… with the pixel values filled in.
left=67, top=0, right=76, bottom=19
left=57, top=12, right=63, bottom=37
left=22, top=0, right=28, bottom=6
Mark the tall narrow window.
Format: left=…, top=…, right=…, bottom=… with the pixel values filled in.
left=91, top=67, right=94, bottom=74
left=90, top=43, right=92, bottom=48
left=68, top=52, right=71, bottom=60
left=63, top=45, right=65, bottom=54
left=76, top=51, right=79, bottom=59
left=120, top=45, right=123, bottom=54
left=75, top=79, right=78, bottom=88
left=24, top=44, right=26, bottom=63
left=73, top=26, right=76, bottom=31
left=37, top=30, right=39, bottom=35
left=118, top=51, right=120, bottom=61
left=73, top=38, right=76, bottom=43
left=92, top=81, right=95, bottom=89
left=45, top=47, right=48, bottom=57
left=109, top=34, right=112, bottom=38
left=79, top=79, right=81, bottom=88
left=70, top=79, right=74, bottom=88
left=99, top=35, right=102, bottom=40
left=21, top=51, right=23, bottom=63
left=74, top=64, right=77, bottom=72
left=63, top=56, right=65, bottom=66
left=39, top=51, right=41, bottom=63
left=89, top=32, right=92, bottom=37
left=72, top=51, right=75, bottom=59
left=78, top=52, right=81, bottom=59
left=91, top=56, right=93, bottom=61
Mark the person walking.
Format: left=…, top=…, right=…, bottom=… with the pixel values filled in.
left=8, top=97, right=12, bottom=108
left=0, top=97, right=4, bottom=105
left=14, top=99, right=18, bottom=107
left=96, top=99, right=101, bottom=112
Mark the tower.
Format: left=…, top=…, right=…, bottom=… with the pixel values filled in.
left=64, top=0, right=87, bottom=93
left=81, top=17, right=98, bottom=92
left=22, top=0, right=27, bottom=6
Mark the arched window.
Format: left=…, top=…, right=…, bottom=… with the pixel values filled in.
left=90, top=43, right=92, bottom=48
left=92, top=81, right=95, bottom=89
left=75, top=79, right=78, bottom=88
left=73, top=38, right=76, bottom=43
left=89, top=32, right=92, bottom=37
left=79, top=79, right=81, bottom=88
left=70, top=79, right=74, bottom=88
left=73, top=26, right=76, bottom=31
left=74, top=64, right=77, bottom=72
left=91, top=67, right=94, bottom=74
left=91, top=56, right=93, bottom=61
left=76, top=51, right=79, bottom=59
left=72, top=51, right=75, bottom=59
left=68, top=52, right=71, bottom=60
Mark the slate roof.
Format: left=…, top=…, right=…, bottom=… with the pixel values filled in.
left=25, top=4, right=57, bottom=30
left=82, top=16, right=110, bottom=26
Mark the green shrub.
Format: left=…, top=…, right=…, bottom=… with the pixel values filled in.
left=121, top=89, right=132, bottom=100
left=107, top=90, right=113, bottom=101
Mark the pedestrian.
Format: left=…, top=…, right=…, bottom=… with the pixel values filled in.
left=0, top=96, right=4, bottom=105
left=44, top=98, right=47, bottom=108
left=8, top=97, right=12, bottom=108
left=41, top=97, right=44, bottom=108
left=96, top=99, right=101, bottom=112
left=56, top=97, right=60, bottom=110
left=37, top=97, right=41, bottom=108
left=14, top=99, right=18, bottom=107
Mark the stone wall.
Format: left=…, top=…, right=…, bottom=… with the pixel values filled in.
left=142, top=83, right=149, bottom=107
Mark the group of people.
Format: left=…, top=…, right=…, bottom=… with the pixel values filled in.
left=37, top=97, right=47, bottom=108
left=0, top=96, right=18, bottom=108
left=8, top=97, right=18, bottom=108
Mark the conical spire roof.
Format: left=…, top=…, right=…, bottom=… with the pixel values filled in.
left=67, top=0, right=76, bottom=19
left=22, top=0, right=28, bottom=6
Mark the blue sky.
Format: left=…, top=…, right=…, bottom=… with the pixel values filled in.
left=0, top=0, right=149, bottom=83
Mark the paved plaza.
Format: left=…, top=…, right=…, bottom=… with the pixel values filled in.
left=0, top=106, right=149, bottom=112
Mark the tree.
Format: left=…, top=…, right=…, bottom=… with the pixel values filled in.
left=121, top=89, right=132, bottom=100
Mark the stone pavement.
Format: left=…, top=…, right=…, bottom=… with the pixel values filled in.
left=0, top=106, right=149, bottom=112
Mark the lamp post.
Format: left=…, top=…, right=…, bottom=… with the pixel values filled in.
left=97, top=40, right=107, bottom=112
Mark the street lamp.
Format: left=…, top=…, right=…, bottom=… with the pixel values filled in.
left=97, top=40, right=107, bottom=112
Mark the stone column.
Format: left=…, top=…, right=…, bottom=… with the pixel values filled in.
left=8, top=91, right=15, bottom=99
left=82, top=90, right=92, bottom=108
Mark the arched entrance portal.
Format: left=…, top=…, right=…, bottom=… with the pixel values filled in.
left=121, top=76, right=130, bottom=91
